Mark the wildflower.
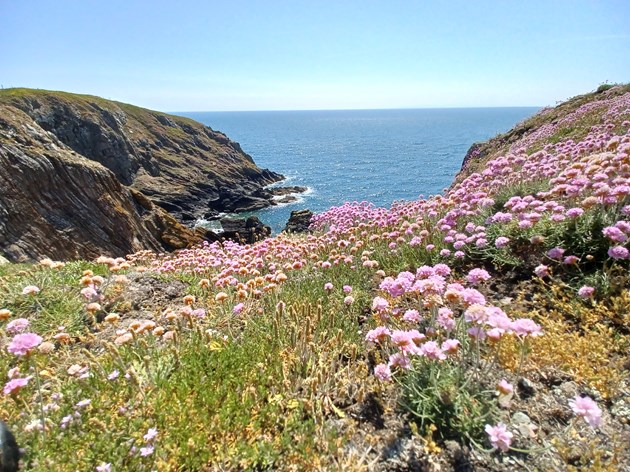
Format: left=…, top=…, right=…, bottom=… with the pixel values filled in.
left=365, top=326, right=391, bottom=343
left=96, top=463, right=112, bottom=472
left=569, top=395, right=602, bottom=428
left=485, top=423, right=513, bottom=451
left=372, top=296, right=389, bottom=312
left=374, top=363, right=392, bottom=381
left=76, top=399, right=91, bottom=409
left=233, top=303, right=244, bottom=314
left=419, top=341, right=446, bottom=360
left=547, top=247, right=565, bottom=260
left=577, top=286, right=595, bottom=299
left=0, top=308, right=11, bottom=320
left=343, top=285, right=353, bottom=293
left=38, top=341, right=55, bottom=354
left=534, top=265, right=550, bottom=278
left=86, top=302, right=101, bottom=313
left=441, top=339, right=460, bottom=354
left=563, top=255, right=580, bottom=265
left=215, top=292, right=229, bottom=302
left=608, top=245, right=629, bottom=259
left=6, top=318, right=29, bottom=334
left=387, top=352, right=411, bottom=370
left=140, top=445, right=154, bottom=457
left=60, top=415, right=73, bottom=429
left=104, top=313, right=120, bottom=323
left=497, top=379, right=514, bottom=395
left=495, top=236, right=510, bottom=248
left=183, top=295, right=195, bottom=305
left=603, top=226, right=628, bottom=242
left=114, top=332, right=134, bottom=345
left=21, top=285, right=40, bottom=296
left=402, top=309, right=421, bottom=322
left=144, top=427, right=158, bottom=442
left=8, top=332, right=43, bottom=356
left=344, top=296, right=355, bottom=305
left=324, top=282, right=333, bottom=291
left=3, top=377, right=30, bottom=395
left=511, top=318, right=543, bottom=337
left=108, top=370, right=120, bottom=381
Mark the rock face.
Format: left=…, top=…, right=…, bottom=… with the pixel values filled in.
left=0, top=89, right=284, bottom=223
left=219, top=216, right=271, bottom=244
left=0, top=103, right=215, bottom=262
left=0, top=420, right=20, bottom=472
left=283, top=209, right=313, bottom=234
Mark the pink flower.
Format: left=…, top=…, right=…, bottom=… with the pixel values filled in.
left=485, top=423, right=513, bottom=451
left=569, top=395, right=602, bottom=428
left=374, top=363, right=392, bottom=381
left=365, top=326, right=391, bottom=343
left=510, top=318, right=543, bottom=337
left=603, top=226, right=627, bottom=243
left=232, top=303, right=244, bottom=314
left=466, top=268, right=491, bottom=285
left=344, top=296, right=355, bottom=305
left=372, top=296, right=389, bottom=312
left=324, top=283, right=334, bottom=291
left=21, top=285, right=40, bottom=296
left=6, top=318, right=29, bottom=334
left=547, top=247, right=565, bottom=260
left=419, top=341, right=446, bottom=360
left=343, top=285, right=353, bottom=293
left=388, top=352, right=411, bottom=370
left=96, top=463, right=112, bottom=472
left=441, top=339, right=460, bottom=354
left=577, top=286, right=595, bottom=299
left=497, top=379, right=513, bottom=395
left=402, top=309, right=421, bottom=322
left=534, top=265, right=550, bottom=278
left=7, top=332, right=43, bottom=356
left=3, top=377, right=30, bottom=395
left=140, top=445, right=154, bottom=457
left=495, top=236, right=510, bottom=248
left=608, top=246, right=629, bottom=259
left=144, top=427, right=158, bottom=442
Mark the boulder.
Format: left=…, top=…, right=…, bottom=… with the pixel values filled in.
left=283, top=209, right=313, bottom=234
left=220, top=216, right=271, bottom=244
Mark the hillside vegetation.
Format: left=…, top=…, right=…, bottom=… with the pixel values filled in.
left=1, top=85, right=629, bottom=471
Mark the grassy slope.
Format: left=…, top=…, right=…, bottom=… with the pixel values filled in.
left=1, top=85, right=629, bottom=471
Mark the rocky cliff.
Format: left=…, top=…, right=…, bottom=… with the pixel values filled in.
left=0, top=89, right=284, bottom=223
left=0, top=88, right=289, bottom=262
left=0, top=104, right=221, bottom=262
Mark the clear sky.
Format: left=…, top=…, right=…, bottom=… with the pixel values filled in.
left=1, top=0, right=629, bottom=111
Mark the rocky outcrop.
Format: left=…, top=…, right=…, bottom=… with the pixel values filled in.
left=0, top=104, right=211, bottom=262
left=0, top=89, right=287, bottom=223
left=283, top=209, right=313, bottom=234
left=219, top=216, right=271, bottom=244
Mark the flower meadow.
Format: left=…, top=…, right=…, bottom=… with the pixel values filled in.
left=1, top=85, right=630, bottom=470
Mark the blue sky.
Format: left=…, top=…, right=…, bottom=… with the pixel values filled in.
left=2, top=0, right=629, bottom=111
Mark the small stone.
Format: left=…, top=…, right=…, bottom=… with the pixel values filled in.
left=518, top=378, right=536, bottom=398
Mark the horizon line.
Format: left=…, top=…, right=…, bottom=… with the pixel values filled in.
left=172, top=105, right=543, bottom=114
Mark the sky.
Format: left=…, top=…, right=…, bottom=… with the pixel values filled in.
left=1, top=0, right=629, bottom=111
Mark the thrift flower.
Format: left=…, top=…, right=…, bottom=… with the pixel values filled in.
left=8, top=332, right=43, bottom=356
left=3, top=377, right=30, bottom=395
left=569, top=395, right=602, bottom=428
left=374, top=363, right=392, bottom=381
left=96, top=463, right=112, bottom=472
left=6, top=318, right=29, bottom=334
left=577, top=286, right=595, bottom=299
left=485, top=423, right=513, bottom=451
left=144, top=427, right=158, bottom=442
left=497, top=379, right=514, bottom=395
left=343, top=296, right=354, bottom=305
left=21, top=285, right=40, bottom=296
left=140, top=446, right=154, bottom=457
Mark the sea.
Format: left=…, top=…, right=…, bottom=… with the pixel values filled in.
left=178, top=108, right=539, bottom=233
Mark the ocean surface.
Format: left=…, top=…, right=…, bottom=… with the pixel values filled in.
left=178, top=108, right=539, bottom=233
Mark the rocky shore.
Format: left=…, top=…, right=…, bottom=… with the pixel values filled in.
left=0, top=89, right=304, bottom=261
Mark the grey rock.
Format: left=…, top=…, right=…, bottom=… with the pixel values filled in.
left=0, top=420, right=20, bottom=472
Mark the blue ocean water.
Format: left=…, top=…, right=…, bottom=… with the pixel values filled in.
left=178, top=108, right=539, bottom=233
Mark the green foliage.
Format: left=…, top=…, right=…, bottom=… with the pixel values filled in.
left=401, top=357, right=498, bottom=443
